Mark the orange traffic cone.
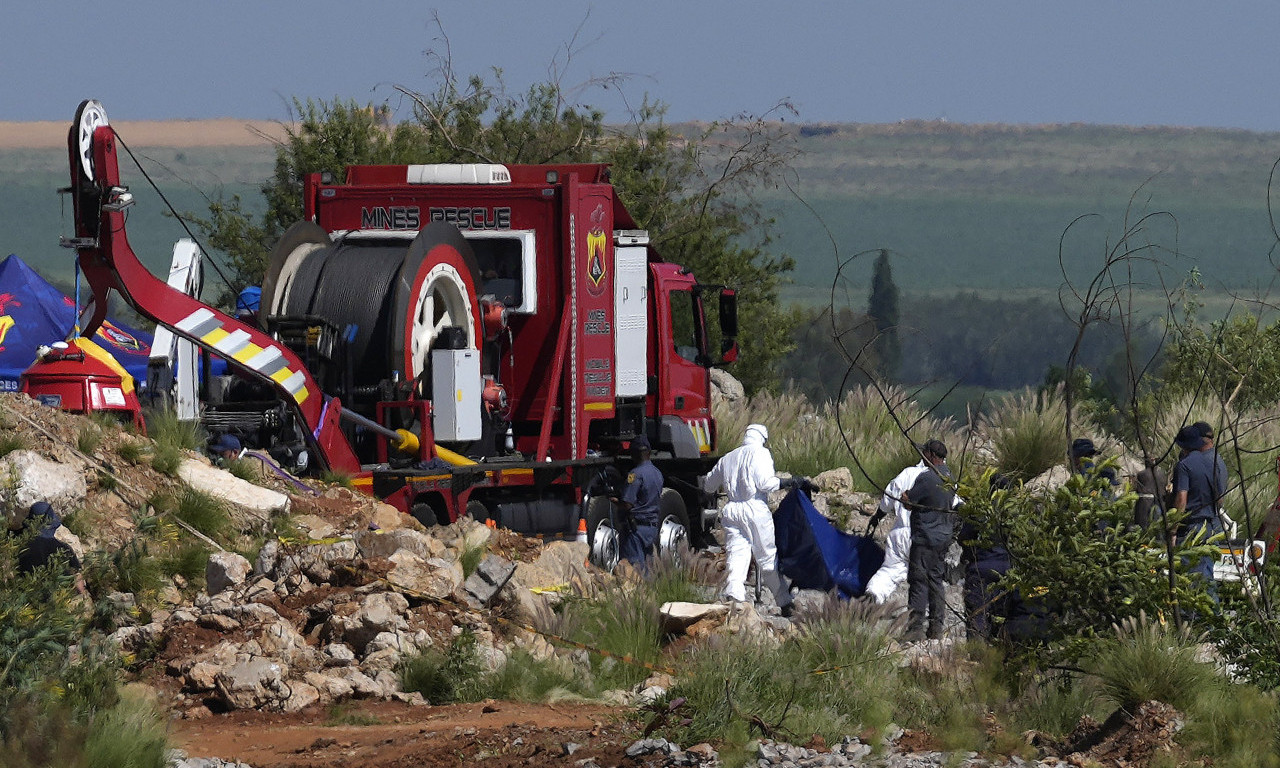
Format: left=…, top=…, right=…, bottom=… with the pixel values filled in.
left=575, top=517, right=589, bottom=543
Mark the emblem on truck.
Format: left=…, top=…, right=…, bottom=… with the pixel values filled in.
left=585, top=204, right=607, bottom=297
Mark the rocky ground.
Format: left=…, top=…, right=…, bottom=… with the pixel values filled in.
left=0, top=392, right=1184, bottom=768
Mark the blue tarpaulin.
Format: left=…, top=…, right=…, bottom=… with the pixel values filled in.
left=774, top=488, right=885, bottom=598
left=0, top=254, right=153, bottom=391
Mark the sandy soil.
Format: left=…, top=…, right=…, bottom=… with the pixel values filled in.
left=173, top=700, right=637, bottom=768
left=0, top=119, right=288, bottom=149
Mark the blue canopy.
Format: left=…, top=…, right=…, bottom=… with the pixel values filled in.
left=774, top=487, right=885, bottom=598
left=0, top=254, right=153, bottom=391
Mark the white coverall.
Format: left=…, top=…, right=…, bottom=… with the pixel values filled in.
left=703, top=424, right=793, bottom=607
left=863, top=461, right=929, bottom=604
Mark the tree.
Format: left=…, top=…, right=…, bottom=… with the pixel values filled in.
left=190, top=64, right=795, bottom=392
left=867, top=249, right=900, bottom=381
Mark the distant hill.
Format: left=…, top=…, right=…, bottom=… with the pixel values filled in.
left=5, top=119, right=1279, bottom=309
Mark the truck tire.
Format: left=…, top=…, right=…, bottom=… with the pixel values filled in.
left=465, top=499, right=491, bottom=524
left=658, top=488, right=691, bottom=558
left=585, top=496, right=620, bottom=572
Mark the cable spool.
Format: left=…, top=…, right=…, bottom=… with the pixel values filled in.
left=264, top=221, right=482, bottom=395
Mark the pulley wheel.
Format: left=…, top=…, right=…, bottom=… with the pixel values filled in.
left=394, top=223, right=483, bottom=382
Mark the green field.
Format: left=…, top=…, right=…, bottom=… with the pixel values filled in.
left=6, top=121, right=1280, bottom=303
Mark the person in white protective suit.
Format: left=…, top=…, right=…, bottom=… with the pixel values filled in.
left=703, top=424, right=794, bottom=617
left=863, top=439, right=950, bottom=604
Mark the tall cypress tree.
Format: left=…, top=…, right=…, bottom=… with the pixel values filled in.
left=868, top=249, right=900, bottom=380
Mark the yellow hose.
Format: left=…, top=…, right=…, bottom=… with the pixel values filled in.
left=434, top=444, right=477, bottom=466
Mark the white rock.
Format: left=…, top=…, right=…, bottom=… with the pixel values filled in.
left=206, top=552, right=252, bottom=596
left=0, top=452, right=88, bottom=525
left=281, top=681, right=320, bottom=713
left=179, top=458, right=289, bottom=518
left=356, top=528, right=445, bottom=561
left=324, top=643, right=357, bottom=666
left=814, top=467, right=855, bottom=494
left=53, top=525, right=85, bottom=562
left=659, top=601, right=729, bottom=634
left=215, top=658, right=287, bottom=710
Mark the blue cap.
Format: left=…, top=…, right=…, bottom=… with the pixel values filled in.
left=631, top=435, right=651, bottom=451
left=28, top=502, right=61, bottom=537
left=211, top=433, right=242, bottom=454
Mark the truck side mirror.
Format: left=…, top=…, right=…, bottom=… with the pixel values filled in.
left=717, top=289, right=738, bottom=365
left=719, top=289, right=738, bottom=338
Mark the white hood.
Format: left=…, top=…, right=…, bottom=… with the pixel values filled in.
left=743, top=424, right=768, bottom=447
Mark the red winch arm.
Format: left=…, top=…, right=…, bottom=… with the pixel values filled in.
left=64, top=100, right=360, bottom=474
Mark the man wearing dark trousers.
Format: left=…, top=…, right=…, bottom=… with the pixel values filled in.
left=903, top=439, right=956, bottom=642
left=612, top=435, right=663, bottom=569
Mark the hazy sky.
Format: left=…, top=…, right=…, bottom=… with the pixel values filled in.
left=6, top=1, right=1280, bottom=130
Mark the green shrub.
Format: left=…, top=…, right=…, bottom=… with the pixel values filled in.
left=320, top=469, right=355, bottom=488
left=539, top=585, right=663, bottom=691
left=95, top=469, right=118, bottom=493
left=158, top=540, right=209, bottom=588
left=225, top=457, right=260, bottom=483
left=985, top=469, right=1218, bottom=667
left=1178, top=683, right=1280, bottom=768
left=399, top=629, right=487, bottom=704
left=324, top=702, right=382, bottom=726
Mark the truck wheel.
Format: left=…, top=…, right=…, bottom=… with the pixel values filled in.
left=585, top=496, right=619, bottom=572
left=465, top=500, right=491, bottom=524
left=658, top=488, right=691, bottom=558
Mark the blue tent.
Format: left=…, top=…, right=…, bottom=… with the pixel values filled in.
left=774, top=488, right=886, bottom=598
left=0, top=254, right=153, bottom=391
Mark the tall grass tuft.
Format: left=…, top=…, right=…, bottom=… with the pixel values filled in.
left=77, top=424, right=103, bottom=455
left=117, top=439, right=145, bottom=464
left=82, top=691, right=170, bottom=768
left=537, top=584, right=663, bottom=691
left=149, top=445, right=183, bottom=477
left=145, top=408, right=203, bottom=451
left=171, top=487, right=231, bottom=540
left=399, top=628, right=488, bottom=704
left=986, top=387, right=1074, bottom=481
left=666, top=597, right=899, bottom=752
left=0, top=432, right=27, bottom=458
left=1090, top=613, right=1220, bottom=714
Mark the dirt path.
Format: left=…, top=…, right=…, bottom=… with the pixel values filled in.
left=173, top=700, right=637, bottom=768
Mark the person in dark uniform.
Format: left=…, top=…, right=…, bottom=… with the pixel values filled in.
left=1172, top=424, right=1226, bottom=594
left=14, top=502, right=86, bottom=596
left=612, top=435, right=663, bottom=569
left=903, top=442, right=956, bottom=641
left=959, top=473, right=1011, bottom=642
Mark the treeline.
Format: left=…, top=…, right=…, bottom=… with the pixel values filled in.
left=783, top=292, right=1157, bottom=408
